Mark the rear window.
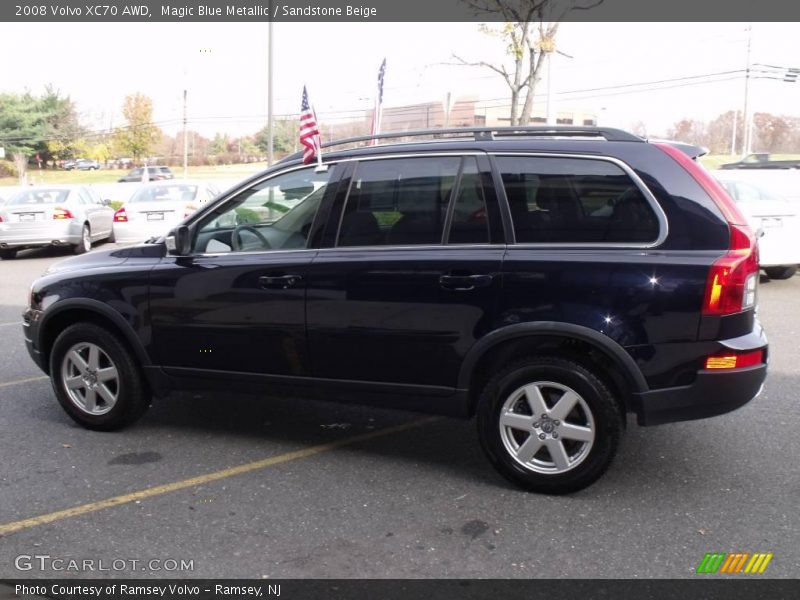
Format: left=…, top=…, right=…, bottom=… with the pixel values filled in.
left=497, top=156, right=660, bottom=244
left=129, top=185, right=198, bottom=203
left=8, top=188, right=70, bottom=206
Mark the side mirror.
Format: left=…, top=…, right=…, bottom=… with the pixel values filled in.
left=165, top=225, right=191, bottom=256
left=102, top=199, right=112, bottom=206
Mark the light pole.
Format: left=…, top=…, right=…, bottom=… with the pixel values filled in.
left=741, top=24, right=753, bottom=156
left=182, top=89, right=188, bottom=179
left=267, top=12, right=274, bottom=166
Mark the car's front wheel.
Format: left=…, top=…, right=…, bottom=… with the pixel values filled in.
left=764, top=265, right=797, bottom=280
left=50, top=323, right=150, bottom=430
left=477, top=356, right=623, bottom=494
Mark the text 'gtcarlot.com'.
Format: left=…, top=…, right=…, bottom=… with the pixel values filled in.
left=14, top=554, right=194, bottom=572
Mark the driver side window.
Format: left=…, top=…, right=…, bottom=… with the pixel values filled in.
left=192, top=167, right=331, bottom=254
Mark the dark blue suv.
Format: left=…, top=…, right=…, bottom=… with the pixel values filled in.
left=22, top=127, right=768, bottom=494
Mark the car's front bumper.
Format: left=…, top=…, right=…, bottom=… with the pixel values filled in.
left=632, top=326, right=768, bottom=426
left=22, top=308, right=47, bottom=373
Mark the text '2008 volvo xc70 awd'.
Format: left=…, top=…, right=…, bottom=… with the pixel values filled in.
left=22, top=127, right=768, bottom=494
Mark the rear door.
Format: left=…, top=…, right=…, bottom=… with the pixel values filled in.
left=306, top=154, right=505, bottom=391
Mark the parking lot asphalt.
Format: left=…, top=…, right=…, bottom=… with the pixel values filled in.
left=0, top=244, right=797, bottom=579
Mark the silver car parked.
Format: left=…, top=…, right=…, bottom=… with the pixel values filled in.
left=112, top=181, right=219, bottom=243
left=0, top=185, right=115, bottom=259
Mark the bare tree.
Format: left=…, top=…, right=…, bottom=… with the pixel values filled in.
left=453, top=0, right=602, bottom=126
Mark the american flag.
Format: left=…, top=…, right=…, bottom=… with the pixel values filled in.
left=370, top=58, right=387, bottom=145
left=299, top=86, right=321, bottom=165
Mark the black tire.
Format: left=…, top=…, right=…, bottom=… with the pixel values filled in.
left=477, top=356, right=623, bottom=494
left=0, top=248, right=17, bottom=260
left=764, top=265, right=797, bottom=280
left=73, top=223, right=91, bottom=254
left=49, top=323, right=151, bottom=431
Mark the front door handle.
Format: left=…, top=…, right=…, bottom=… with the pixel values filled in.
left=439, top=274, right=494, bottom=291
left=258, top=274, right=303, bottom=289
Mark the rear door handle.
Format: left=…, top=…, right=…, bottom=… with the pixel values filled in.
left=258, top=274, right=303, bottom=289
left=439, top=274, right=494, bottom=291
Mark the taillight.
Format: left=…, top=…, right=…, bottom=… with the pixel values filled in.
left=705, top=350, right=763, bottom=370
left=53, top=207, right=73, bottom=220
left=113, top=207, right=128, bottom=222
left=184, top=205, right=197, bottom=218
left=703, top=224, right=759, bottom=315
left=655, top=143, right=759, bottom=315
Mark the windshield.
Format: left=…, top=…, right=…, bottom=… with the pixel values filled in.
left=129, top=185, right=198, bottom=203
left=8, top=188, right=70, bottom=206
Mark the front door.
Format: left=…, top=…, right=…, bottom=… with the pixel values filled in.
left=149, top=164, right=337, bottom=378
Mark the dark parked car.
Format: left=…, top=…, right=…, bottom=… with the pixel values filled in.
left=118, top=166, right=174, bottom=182
left=22, top=127, right=768, bottom=494
left=64, top=158, right=100, bottom=171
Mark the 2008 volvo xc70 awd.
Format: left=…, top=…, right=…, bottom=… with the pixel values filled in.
left=23, top=127, right=768, bottom=494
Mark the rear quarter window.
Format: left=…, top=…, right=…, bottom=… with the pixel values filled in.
left=496, top=155, right=661, bottom=245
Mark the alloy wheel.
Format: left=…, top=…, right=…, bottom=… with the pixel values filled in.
left=60, top=342, right=120, bottom=415
left=498, top=381, right=595, bottom=474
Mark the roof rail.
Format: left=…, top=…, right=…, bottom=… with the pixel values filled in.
left=281, top=126, right=643, bottom=163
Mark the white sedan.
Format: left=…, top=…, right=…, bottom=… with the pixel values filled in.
left=715, top=172, right=800, bottom=279
left=112, top=181, right=220, bottom=243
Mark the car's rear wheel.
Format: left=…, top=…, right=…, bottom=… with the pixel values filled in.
left=50, top=323, right=150, bottom=430
left=0, top=249, right=17, bottom=260
left=73, top=223, right=91, bottom=254
left=764, top=265, right=797, bottom=280
left=477, top=356, right=623, bottom=494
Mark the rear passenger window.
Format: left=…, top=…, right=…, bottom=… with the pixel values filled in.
left=497, top=156, right=660, bottom=244
left=337, top=157, right=459, bottom=247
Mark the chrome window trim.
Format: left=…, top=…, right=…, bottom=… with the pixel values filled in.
left=491, top=152, right=668, bottom=249
left=187, top=150, right=667, bottom=258
left=192, top=244, right=508, bottom=259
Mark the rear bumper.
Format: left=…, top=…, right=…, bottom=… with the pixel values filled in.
left=113, top=221, right=179, bottom=243
left=632, top=326, right=768, bottom=426
left=0, top=222, right=81, bottom=249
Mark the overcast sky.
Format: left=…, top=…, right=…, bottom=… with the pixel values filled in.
left=2, top=22, right=798, bottom=139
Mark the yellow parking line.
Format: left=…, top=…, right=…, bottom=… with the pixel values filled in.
left=0, top=416, right=439, bottom=537
left=0, top=375, right=48, bottom=388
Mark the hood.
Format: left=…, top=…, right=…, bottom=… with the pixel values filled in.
left=43, top=247, right=129, bottom=276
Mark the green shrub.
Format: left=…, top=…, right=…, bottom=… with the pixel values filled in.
left=0, top=160, right=18, bottom=178
left=235, top=207, right=261, bottom=225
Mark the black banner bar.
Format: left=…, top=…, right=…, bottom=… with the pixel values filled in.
left=3, top=0, right=800, bottom=22
left=2, top=579, right=800, bottom=600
